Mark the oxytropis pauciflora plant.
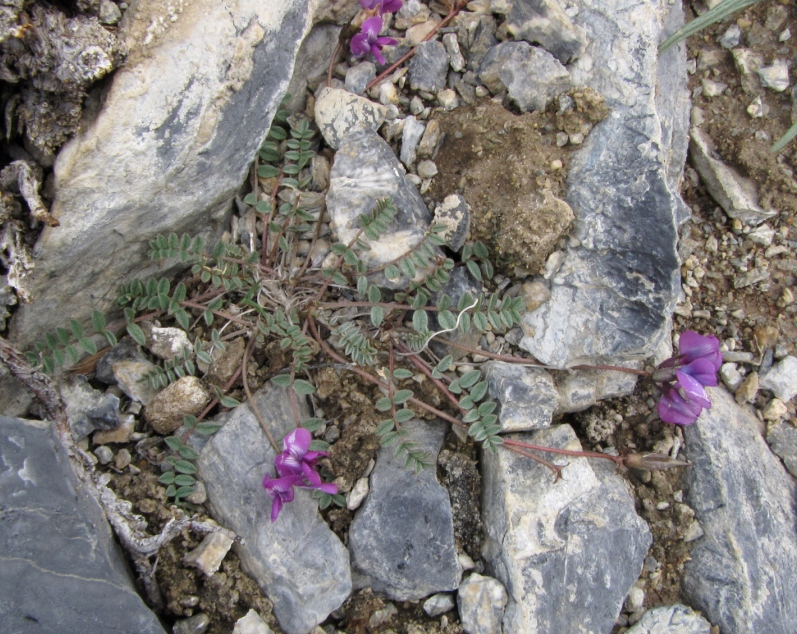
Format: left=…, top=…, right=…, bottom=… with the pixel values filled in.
left=25, top=10, right=722, bottom=521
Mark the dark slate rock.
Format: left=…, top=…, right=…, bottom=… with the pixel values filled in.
left=349, top=419, right=461, bottom=600
left=327, top=128, right=439, bottom=288
left=0, top=416, right=166, bottom=633
left=10, top=1, right=319, bottom=346
left=60, top=375, right=121, bottom=440
left=482, top=424, right=651, bottom=633
left=196, top=384, right=351, bottom=634
left=465, top=16, right=498, bottom=71
left=409, top=40, right=450, bottom=93
left=345, top=61, right=376, bottom=96
left=429, top=266, right=481, bottom=360
left=682, top=387, right=797, bottom=634
left=519, top=0, right=689, bottom=367
left=484, top=361, right=557, bottom=431
left=506, top=0, right=588, bottom=64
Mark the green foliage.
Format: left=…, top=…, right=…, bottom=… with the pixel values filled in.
left=159, top=415, right=221, bottom=503
left=658, top=0, right=759, bottom=55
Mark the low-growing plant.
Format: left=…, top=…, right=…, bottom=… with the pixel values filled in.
left=25, top=84, right=718, bottom=521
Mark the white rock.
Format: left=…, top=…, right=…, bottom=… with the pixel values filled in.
left=746, top=96, right=766, bottom=118
left=149, top=326, right=192, bottom=361
left=760, top=356, right=797, bottom=401
left=457, top=574, right=508, bottom=634
left=346, top=477, right=370, bottom=510
left=183, top=531, right=234, bottom=576
left=720, top=363, right=743, bottom=392
left=314, top=87, right=388, bottom=150
left=701, top=78, right=727, bottom=97
left=417, top=160, right=438, bottom=179
left=423, top=593, right=456, bottom=617
left=758, top=60, right=790, bottom=92
left=437, top=88, right=459, bottom=110
left=233, top=609, right=273, bottom=634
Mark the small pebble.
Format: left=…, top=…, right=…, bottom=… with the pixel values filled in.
left=94, top=445, right=114, bottom=465
left=763, top=398, right=788, bottom=421
left=417, top=159, right=438, bottom=179
left=550, top=159, right=563, bottom=170
left=114, top=448, right=132, bottom=470
left=735, top=372, right=759, bottom=404
left=173, top=613, right=211, bottom=634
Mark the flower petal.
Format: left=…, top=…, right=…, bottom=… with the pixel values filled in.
left=380, top=0, right=403, bottom=13
left=679, top=357, right=719, bottom=388
left=350, top=32, right=371, bottom=57
left=674, top=370, right=711, bottom=409
left=657, top=386, right=703, bottom=425
left=362, top=16, right=383, bottom=40
left=370, top=43, right=387, bottom=65
left=274, top=452, right=303, bottom=477
left=678, top=331, right=722, bottom=371
left=283, top=427, right=312, bottom=456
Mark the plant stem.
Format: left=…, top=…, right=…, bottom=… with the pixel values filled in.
left=241, top=335, right=279, bottom=452
left=501, top=438, right=624, bottom=468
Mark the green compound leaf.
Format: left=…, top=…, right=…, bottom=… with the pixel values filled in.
left=127, top=323, right=146, bottom=346
left=376, top=397, right=392, bottom=412
left=292, top=379, right=316, bottom=395
left=395, top=408, right=414, bottom=423
left=271, top=374, right=292, bottom=387
left=392, top=389, right=413, bottom=405
left=174, top=460, right=197, bottom=474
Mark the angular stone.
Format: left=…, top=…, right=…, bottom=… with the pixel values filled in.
left=196, top=384, right=351, bottom=634
left=682, top=387, right=797, bottom=634
left=400, top=114, right=426, bottom=166
left=484, top=361, right=557, bottom=431
left=345, top=61, right=376, bottom=96
left=327, top=128, right=438, bottom=287
left=760, top=355, right=797, bottom=401
left=148, top=326, right=192, bottom=361
left=478, top=42, right=571, bottom=112
left=433, top=193, right=470, bottom=251
left=183, top=531, right=234, bottom=576
left=233, top=609, right=273, bottom=634
left=766, top=421, right=797, bottom=478
left=95, top=339, right=147, bottom=385
left=10, top=0, right=319, bottom=346
left=423, top=592, right=456, bottom=617
left=59, top=376, right=120, bottom=440
left=457, top=573, right=508, bottom=634
left=349, top=420, right=461, bottom=601
left=0, top=417, right=166, bottom=633
left=690, top=128, right=777, bottom=226
left=482, top=424, right=651, bottom=633
left=520, top=0, right=689, bottom=367
left=506, top=0, right=588, bottom=64
left=409, top=40, right=450, bottom=92
left=145, top=376, right=211, bottom=435
left=314, top=86, right=388, bottom=150
left=625, top=604, right=711, bottom=634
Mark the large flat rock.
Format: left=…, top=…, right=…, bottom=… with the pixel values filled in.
left=682, top=388, right=797, bottom=634
left=520, top=0, right=689, bottom=367
left=10, top=0, right=318, bottom=346
left=196, top=384, right=351, bottom=634
left=0, top=416, right=166, bottom=633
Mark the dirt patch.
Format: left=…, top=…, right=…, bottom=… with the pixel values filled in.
left=429, top=90, right=609, bottom=274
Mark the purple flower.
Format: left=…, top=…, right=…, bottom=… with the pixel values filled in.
left=262, top=428, right=338, bottom=521
left=350, top=16, right=398, bottom=65
left=678, top=330, right=722, bottom=371
left=360, top=0, right=403, bottom=13
left=653, top=331, right=722, bottom=425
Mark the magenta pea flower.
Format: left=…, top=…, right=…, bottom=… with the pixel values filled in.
left=350, top=16, right=398, bottom=65
left=653, top=330, right=722, bottom=425
left=360, top=0, right=403, bottom=13
left=262, top=428, right=338, bottom=522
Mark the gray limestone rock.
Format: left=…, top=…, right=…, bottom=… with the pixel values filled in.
left=59, top=375, right=121, bottom=440
left=314, top=86, right=388, bottom=150
left=95, top=339, right=147, bottom=384
left=10, top=0, right=319, bottom=347
left=519, top=0, right=690, bottom=367
left=689, top=128, right=777, bottom=226
left=625, top=604, right=711, bottom=634
left=506, top=0, right=588, bottom=64
left=433, top=193, right=470, bottom=251
left=766, top=420, right=797, bottom=478
left=478, top=42, right=572, bottom=112
left=482, top=424, right=651, bottom=633
left=349, top=420, right=461, bottom=601
left=760, top=355, right=797, bottom=401
left=400, top=115, right=426, bottom=167
left=0, top=416, right=166, bottom=633
left=145, top=376, right=211, bottom=435
left=285, top=23, right=341, bottom=114
left=409, top=40, right=450, bottom=92
left=457, top=573, right=508, bottom=634
left=682, top=387, right=797, bottom=634
left=196, top=384, right=351, bottom=634
left=327, top=128, right=439, bottom=288
left=345, top=61, right=377, bottom=96
left=484, top=361, right=557, bottom=431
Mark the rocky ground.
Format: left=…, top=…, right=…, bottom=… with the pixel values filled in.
left=2, top=0, right=797, bottom=633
